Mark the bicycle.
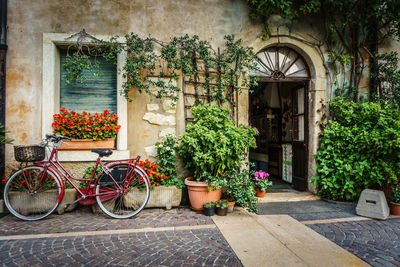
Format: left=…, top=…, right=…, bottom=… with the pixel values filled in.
left=3, top=134, right=150, bottom=221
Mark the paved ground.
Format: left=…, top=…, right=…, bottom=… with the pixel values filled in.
left=1, top=192, right=400, bottom=266
left=307, top=218, right=400, bottom=267
left=258, top=194, right=400, bottom=267
left=0, top=207, right=242, bottom=267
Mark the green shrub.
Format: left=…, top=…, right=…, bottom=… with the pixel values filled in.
left=177, top=104, right=258, bottom=188
left=312, top=99, right=400, bottom=201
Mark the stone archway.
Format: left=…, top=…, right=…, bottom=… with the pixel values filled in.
left=239, top=36, right=328, bottom=193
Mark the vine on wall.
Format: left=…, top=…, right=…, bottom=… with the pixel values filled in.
left=63, top=30, right=259, bottom=110
left=246, top=0, right=400, bottom=101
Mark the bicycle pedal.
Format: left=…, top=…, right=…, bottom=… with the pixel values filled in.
left=64, top=196, right=84, bottom=209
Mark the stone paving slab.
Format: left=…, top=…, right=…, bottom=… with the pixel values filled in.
left=307, top=218, right=400, bottom=267
left=0, top=228, right=242, bottom=267
left=213, top=209, right=369, bottom=267
left=0, top=207, right=212, bottom=236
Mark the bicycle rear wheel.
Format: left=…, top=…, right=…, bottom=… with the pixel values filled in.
left=4, top=166, right=62, bottom=221
left=95, top=163, right=150, bottom=219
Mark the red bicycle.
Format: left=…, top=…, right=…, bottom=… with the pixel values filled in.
left=3, top=134, right=150, bottom=220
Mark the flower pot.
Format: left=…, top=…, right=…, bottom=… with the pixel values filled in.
left=7, top=190, right=59, bottom=216
left=124, top=186, right=182, bottom=210
left=57, top=188, right=78, bottom=215
left=390, top=202, right=400, bottom=215
left=227, top=201, right=235, bottom=213
left=215, top=207, right=228, bottom=216
left=255, top=188, right=266, bottom=198
left=203, top=206, right=215, bottom=216
left=184, top=178, right=222, bottom=211
left=58, top=138, right=115, bottom=150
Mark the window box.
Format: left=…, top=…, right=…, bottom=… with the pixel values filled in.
left=58, top=138, right=115, bottom=150
left=124, top=186, right=182, bottom=210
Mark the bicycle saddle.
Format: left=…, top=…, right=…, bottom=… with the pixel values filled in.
left=91, top=149, right=113, bottom=157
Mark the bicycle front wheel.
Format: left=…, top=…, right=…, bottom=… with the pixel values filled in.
left=95, top=163, right=150, bottom=219
left=4, top=166, right=62, bottom=221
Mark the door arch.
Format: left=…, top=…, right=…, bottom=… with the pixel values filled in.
left=249, top=45, right=310, bottom=191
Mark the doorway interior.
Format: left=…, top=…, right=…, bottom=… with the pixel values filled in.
left=249, top=81, right=308, bottom=191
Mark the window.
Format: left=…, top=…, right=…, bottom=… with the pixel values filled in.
left=59, top=50, right=117, bottom=114
left=42, top=33, right=128, bottom=161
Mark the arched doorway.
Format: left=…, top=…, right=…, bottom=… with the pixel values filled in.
left=249, top=46, right=310, bottom=191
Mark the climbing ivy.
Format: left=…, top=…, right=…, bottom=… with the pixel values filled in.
left=62, top=31, right=258, bottom=109
left=246, top=0, right=400, bottom=100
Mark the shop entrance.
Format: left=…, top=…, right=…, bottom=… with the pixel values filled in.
left=249, top=46, right=310, bottom=191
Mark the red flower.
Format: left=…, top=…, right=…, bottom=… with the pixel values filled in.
left=2, top=179, right=6, bottom=184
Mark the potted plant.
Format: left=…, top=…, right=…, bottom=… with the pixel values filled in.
left=52, top=108, right=121, bottom=150
left=254, top=170, right=272, bottom=198
left=124, top=159, right=184, bottom=210
left=225, top=164, right=259, bottom=213
left=215, top=199, right=229, bottom=216
left=203, top=201, right=216, bottom=216
left=177, top=104, right=257, bottom=211
left=390, top=185, right=400, bottom=215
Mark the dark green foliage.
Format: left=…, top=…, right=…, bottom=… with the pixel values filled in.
left=63, top=32, right=258, bottom=108
left=80, top=165, right=102, bottom=189
left=371, top=52, right=400, bottom=108
left=215, top=199, right=229, bottom=209
left=177, top=105, right=258, bottom=188
left=393, top=185, right=400, bottom=204
left=0, top=123, right=13, bottom=145
left=225, top=165, right=258, bottom=213
left=312, top=99, right=400, bottom=201
left=155, top=135, right=184, bottom=188
left=246, top=0, right=400, bottom=98
left=203, top=201, right=216, bottom=208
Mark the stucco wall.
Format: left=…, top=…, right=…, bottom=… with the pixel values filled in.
left=4, top=0, right=398, bottom=190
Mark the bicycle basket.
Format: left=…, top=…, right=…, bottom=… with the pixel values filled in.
left=14, top=145, right=45, bottom=162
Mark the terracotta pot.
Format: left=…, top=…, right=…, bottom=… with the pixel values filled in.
left=58, top=139, right=115, bottom=150
left=255, top=188, right=266, bottom=198
left=216, top=207, right=228, bottom=216
left=184, top=178, right=222, bottom=211
left=390, top=202, right=400, bottom=215
left=227, top=201, right=235, bottom=213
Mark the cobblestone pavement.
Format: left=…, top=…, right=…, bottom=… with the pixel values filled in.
left=307, top=218, right=400, bottom=267
left=0, top=208, right=242, bottom=266
left=0, top=207, right=213, bottom=236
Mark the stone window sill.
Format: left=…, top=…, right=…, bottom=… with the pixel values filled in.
left=58, top=150, right=130, bottom=162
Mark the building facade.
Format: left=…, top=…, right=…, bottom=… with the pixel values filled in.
left=4, top=0, right=400, bottom=192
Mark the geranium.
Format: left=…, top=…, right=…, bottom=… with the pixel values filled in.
left=52, top=108, right=121, bottom=140
left=253, top=170, right=272, bottom=192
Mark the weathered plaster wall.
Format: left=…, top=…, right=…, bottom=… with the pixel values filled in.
left=5, top=0, right=397, bottom=190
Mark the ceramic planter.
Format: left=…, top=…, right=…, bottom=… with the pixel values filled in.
left=57, top=188, right=78, bottom=215
left=203, top=206, right=215, bottom=216
left=215, top=207, right=228, bottom=216
left=390, top=202, right=400, bottom=215
left=7, top=190, right=61, bottom=216
left=255, top=188, right=266, bottom=198
left=91, top=198, right=117, bottom=214
left=227, top=201, right=235, bottom=213
left=124, top=186, right=182, bottom=210
left=184, top=178, right=222, bottom=211
left=58, top=138, right=115, bottom=150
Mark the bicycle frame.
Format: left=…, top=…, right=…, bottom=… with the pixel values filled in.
left=23, top=145, right=150, bottom=204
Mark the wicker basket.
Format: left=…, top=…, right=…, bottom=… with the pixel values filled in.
left=14, top=145, right=45, bottom=162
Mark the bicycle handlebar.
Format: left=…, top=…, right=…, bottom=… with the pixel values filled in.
left=45, top=134, right=72, bottom=143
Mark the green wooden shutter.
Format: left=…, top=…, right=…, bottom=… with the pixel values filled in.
left=60, top=51, right=117, bottom=114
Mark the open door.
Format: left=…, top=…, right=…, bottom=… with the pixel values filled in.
left=292, top=83, right=308, bottom=191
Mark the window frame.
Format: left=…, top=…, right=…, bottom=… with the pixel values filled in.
left=42, top=33, right=128, bottom=161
